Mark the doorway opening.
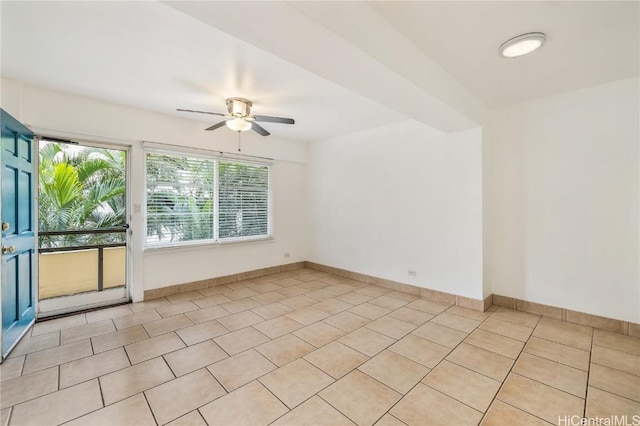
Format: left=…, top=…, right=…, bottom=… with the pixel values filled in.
left=37, top=138, right=130, bottom=317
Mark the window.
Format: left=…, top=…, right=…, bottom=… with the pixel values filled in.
left=218, top=161, right=269, bottom=239
left=145, top=150, right=270, bottom=247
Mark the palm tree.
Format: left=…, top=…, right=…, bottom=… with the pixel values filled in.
left=39, top=142, right=126, bottom=248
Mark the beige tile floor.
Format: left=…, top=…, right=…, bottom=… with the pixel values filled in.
left=1, top=268, right=639, bottom=425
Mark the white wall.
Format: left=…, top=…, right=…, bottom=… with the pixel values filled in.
left=2, top=79, right=309, bottom=300
left=143, top=159, right=308, bottom=290
left=5, top=75, right=638, bottom=324
left=485, top=77, right=639, bottom=323
left=308, top=120, right=484, bottom=299
left=0, top=78, right=23, bottom=119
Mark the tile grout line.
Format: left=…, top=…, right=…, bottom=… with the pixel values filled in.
left=584, top=327, right=595, bottom=418
left=7, top=329, right=60, bottom=359
left=590, top=342, right=640, bottom=368
left=7, top=270, right=638, bottom=426
left=357, top=307, right=489, bottom=425
left=530, top=334, right=593, bottom=353
left=9, top=306, right=377, bottom=424
left=478, top=313, right=543, bottom=424
left=5, top=407, right=13, bottom=426
left=393, top=315, right=490, bottom=422
left=483, top=314, right=597, bottom=424
left=587, top=384, right=640, bottom=405
left=159, top=346, right=179, bottom=380
left=519, top=350, right=589, bottom=376
left=158, top=367, right=227, bottom=425
left=4, top=278, right=404, bottom=418
left=98, top=375, right=106, bottom=413
left=477, top=316, right=536, bottom=340
left=18, top=355, right=25, bottom=379
left=434, top=308, right=537, bottom=422
left=259, top=377, right=305, bottom=424
left=97, top=358, right=178, bottom=409
left=488, top=399, right=553, bottom=425
left=195, top=408, right=207, bottom=426
left=213, top=288, right=413, bottom=425
left=141, top=391, right=160, bottom=426
left=314, top=392, right=367, bottom=426
left=351, top=362, right=426, bottom=424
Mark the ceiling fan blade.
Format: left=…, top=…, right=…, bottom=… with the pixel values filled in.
left=251, top=122, right=271, bottom=136
left=205, top=121, right=227, bottom=131
left=177, top=108, right=226, bottom=117
left=253, top=115, right=295, bottom=125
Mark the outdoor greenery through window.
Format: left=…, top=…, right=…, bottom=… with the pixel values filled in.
left=145, top=151, right=270, bottom=247
left=39, top=141, right=126, bottom=248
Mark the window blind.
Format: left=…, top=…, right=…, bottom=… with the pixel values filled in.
left=145, top=150, right=271, bottom=247
left=218, top=161, right=269, bottom=239
left=146, top=152, right=215, bottom=245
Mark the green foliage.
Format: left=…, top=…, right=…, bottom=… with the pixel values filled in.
left=39, top=142, right=126, bottom=248
left=145, top=153, right=214, bottom=244
left=145, top=155, right=268, bottom=245
left=218, top=161, right=268, bottom=239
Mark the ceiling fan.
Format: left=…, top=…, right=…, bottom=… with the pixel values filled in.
left=177, top=97, right=295, bottom=136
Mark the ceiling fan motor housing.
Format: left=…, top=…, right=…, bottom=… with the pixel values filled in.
left=226, top=97, right=252, bottom=118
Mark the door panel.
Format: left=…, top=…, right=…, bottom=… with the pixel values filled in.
left=19, top=170, right=32, bottom=233
left=19, top=252, right=33, bottom=314
left=1, top=109, right=35, bottom=359
left=2, top=166, right=17, bottom=236
left=1, top=257, right=17, bottom=328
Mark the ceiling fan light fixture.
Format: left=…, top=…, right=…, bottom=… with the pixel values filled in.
left=226, top=97, right=252, bottom=117
left=226, top=118, right=252, bottom=132
left=178, top=97, right=293, bottom=137
left=500, top=32, right=546, bottom=58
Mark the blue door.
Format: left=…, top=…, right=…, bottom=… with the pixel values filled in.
left=1, top=109, right=35, bottom=359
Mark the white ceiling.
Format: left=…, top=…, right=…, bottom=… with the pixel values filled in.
left=370, top=1, right=639, bottom=107
left=0, top=1, right=405, bottom=142
left=1, top=1, right=638, bottom=142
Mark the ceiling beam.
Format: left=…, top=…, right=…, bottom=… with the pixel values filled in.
left=164, top=1, right=486, bottom=133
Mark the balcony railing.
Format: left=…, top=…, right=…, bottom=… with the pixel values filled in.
left=39, top=228, right=126, bottom=299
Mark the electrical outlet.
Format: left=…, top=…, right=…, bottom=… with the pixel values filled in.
left=284, top=253, right=291, bottom=258
left=408, top=270, right=417, bottom=277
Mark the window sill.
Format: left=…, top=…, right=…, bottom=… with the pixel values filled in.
left=143, top=236, right=274, bottom=254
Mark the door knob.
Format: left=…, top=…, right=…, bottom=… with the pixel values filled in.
left=2, top=245, right=15, bottom=254
left=2, top=222, right=9, bottom=231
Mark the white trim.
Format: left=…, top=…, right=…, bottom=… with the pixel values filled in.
left=33, top=136, right=41, bottom=320
left=143, top=236, right=274, bottom=255
left=124, top=144, right=133, bottom=303
left=27, top=125, right=139, bottom=146
left=35, top=135, right=133, bottom=315
left=142, top=140, right=274, bottom=165
left=214, top=159, right=220, bottom=242
left=144, top=149, right=272, bottom=250
left=267, top=162, right=274, bottom=238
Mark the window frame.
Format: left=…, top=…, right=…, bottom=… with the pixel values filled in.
left=144, top=147, right=273, bottom=249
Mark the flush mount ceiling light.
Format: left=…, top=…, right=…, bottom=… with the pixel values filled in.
left=500, top=32, right=546, bottom=58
